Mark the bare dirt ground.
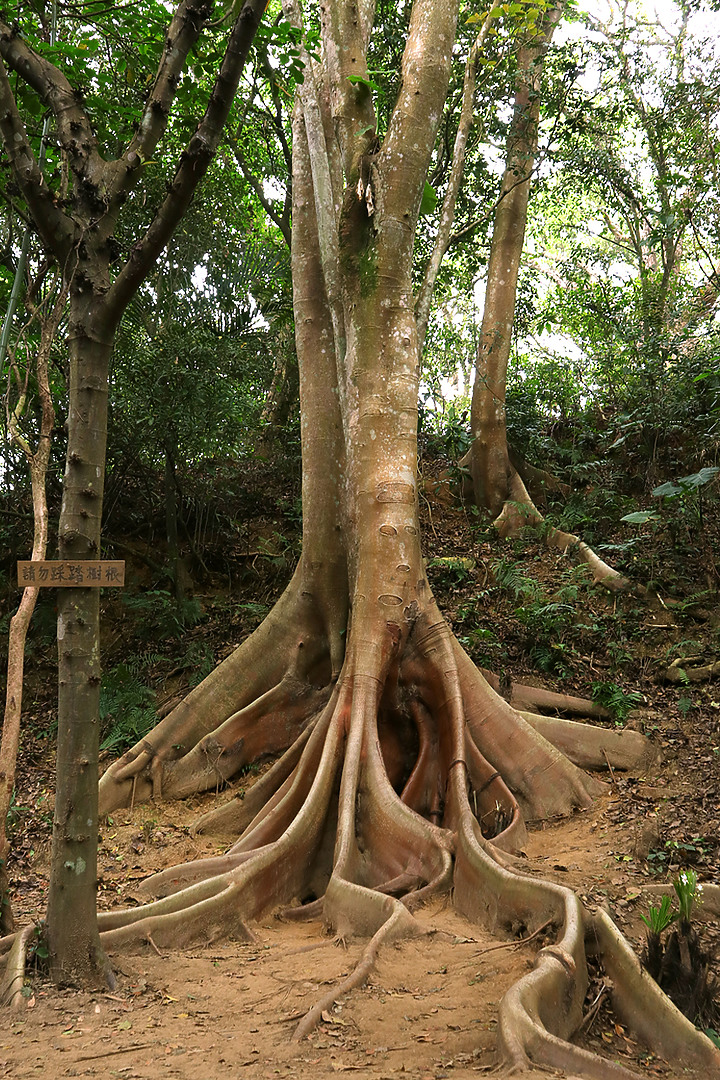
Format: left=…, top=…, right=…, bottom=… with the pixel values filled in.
left=3, top=762, right=713, bottom=1080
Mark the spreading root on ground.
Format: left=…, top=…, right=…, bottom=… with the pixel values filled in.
left=2, top=579, right=718, bottom=1078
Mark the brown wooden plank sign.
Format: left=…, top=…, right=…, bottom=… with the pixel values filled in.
left=17, top=560, right=125, bottom=587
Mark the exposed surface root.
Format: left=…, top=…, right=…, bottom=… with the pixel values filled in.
left=292, top=900, right=418, bottom=1041
left=0, top=923, right=34, bottom=1007
left=280, top=896, right=325, bottom=920
left=451, top=758, right=634, bottom=1076
left=641, top=881, right=720, bottom=917
left=159, top=678, right=331, bottom=801
left=592, top=908, right=720, bottom=1072
left=508, top=443, right=571, bottom=503
left=459, top=450, right=637, bottom=597
left=455, top=643, right=605, bottom=820
left=15, top=588, right=711, bottom=1076
left=480, top=670, right=612, bottom=721
left=661, top=657, right=720, bottom=684
left=99, top=566, right=337, bottom=815
left=519, top=712, right=658, bottom=772
left=494, top=471, right=635, bottom=594
left=191, top=719, right=318, bottom=836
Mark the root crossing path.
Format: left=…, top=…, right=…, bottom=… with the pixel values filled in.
left=0, top=905, right=663, bottom=1080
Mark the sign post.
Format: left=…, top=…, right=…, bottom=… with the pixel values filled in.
left=17, top=560, right=125, bottom=588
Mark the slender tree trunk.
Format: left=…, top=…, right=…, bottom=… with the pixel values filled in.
left=259, top=334, right=299, bottom=436
left=415, top=12, right=494, bottom=353
left=465, top=12, right=631, bottom=592
left=164, top=439, right=184, bottom=603
left=45, top=291, right=114, bottom=986
left=0, top=280, right=63, bottom=934
left=0, top=373, right=55, bottom=935
left=470, top=13, right=561, bottom=517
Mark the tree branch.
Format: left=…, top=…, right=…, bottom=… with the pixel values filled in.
left=318, top=0, right=376, bottom=178
left=231, top=141, right=291, bottom=245
left=105, top=0, right=266, bottom=318
left=104, top=0, right=219, bottom=209
left=415, top=12, right=494, bottom=354
left=381, top=0, right=461, bottom=221
left=129, top=0, right=212, bottom=162
left=280, top=0, right=346, bottom=394
left=0, top=18, right=106, bottom=190
left=227, top=52, right=292, bottom=245
left=0, top=56, right=75, bottom=259
left=261, top=54, right=292, bottom=186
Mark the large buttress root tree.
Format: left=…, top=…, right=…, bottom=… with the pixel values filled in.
left=466, top=12, right=632, bottom=593
left=88, top=3, right=717, bottom=1075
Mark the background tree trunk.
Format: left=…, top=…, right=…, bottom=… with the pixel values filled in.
left=164, top=438, right=185, bottom=603
left=470, top=11, right=562, bottom=517
left=465, top=10, right=632, bottom=593
left=1, top=0, right=266, bottom=985
left=0, top=283, right=61, bottom=933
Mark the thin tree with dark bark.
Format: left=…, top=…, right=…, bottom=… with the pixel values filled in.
left=0, top=0, right=265, bottom=987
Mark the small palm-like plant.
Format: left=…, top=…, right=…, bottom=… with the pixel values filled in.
left=640, top=893, right=678, bottom=936
left=640, top=872, right=718, bottom=1029
left=641, top=894, right=678, bottom=981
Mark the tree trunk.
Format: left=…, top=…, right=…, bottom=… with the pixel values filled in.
left=0, top=278, right=63, bottom=935
left=0, top=0, right=265, bottom=986
left=470, top=14, right=561, bottom=517
left=466, top=13, right=632, bottom=593
left=45, top=292, right=114, bottom=987
left=258, top=332, right=299, bottom=442
left=164, top=439, right=184, bottom=603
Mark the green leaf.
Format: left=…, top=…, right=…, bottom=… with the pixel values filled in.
left=347, top=74, right=382, bottom=94
left=652, top=481, right=682, bottom=498
left=620, top=511, right=658, bottom=524
left=419, top=181, right=438, bottom=216
left=676, top=466, right=719, bottom=490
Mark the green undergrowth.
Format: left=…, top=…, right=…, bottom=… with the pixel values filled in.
left=100, top=591, right=215, bottom=753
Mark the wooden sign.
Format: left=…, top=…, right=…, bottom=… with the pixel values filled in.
left=17, top=560, right=125, bottom=588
